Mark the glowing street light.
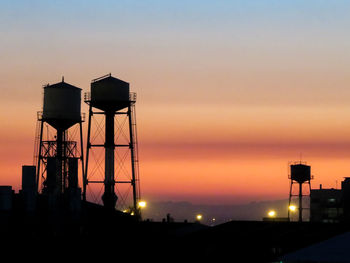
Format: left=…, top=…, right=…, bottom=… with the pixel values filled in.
left=289, top=205, right=297, bottom=212
left=268, top=210, right=276, bottom=217
left=196, top=214, right=203, bottom=221
left=138, top=201, right=147, bottom=209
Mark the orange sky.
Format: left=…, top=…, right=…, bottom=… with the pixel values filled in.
left=1, top=1, right=350, bottom=204
left=2, top=102, right=350, bottom=204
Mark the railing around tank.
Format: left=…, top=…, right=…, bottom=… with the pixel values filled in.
left=84, top=92, right=91, bottom=102
left=37, top=111, right=43, bottom=121
left=37, top=111, right=85, bottom=122
left=84, top=92, right=137, bottom=102
left=288, top=174, right=314, bottom=180
left=129, top=92, right=137, bottom=102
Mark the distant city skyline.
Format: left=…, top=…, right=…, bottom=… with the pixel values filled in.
left=1, top=0, right=350, bottom=205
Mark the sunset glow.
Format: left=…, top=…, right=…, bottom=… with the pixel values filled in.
left=1, top=0, right=350, bottom=205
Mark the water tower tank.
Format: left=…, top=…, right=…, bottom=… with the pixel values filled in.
left=42, top=81, right=81, bottom=130
left=90, top=75, right=130, bottom=112
left=291, top=164, right=311, bottom=183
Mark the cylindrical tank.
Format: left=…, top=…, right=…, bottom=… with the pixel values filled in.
left=68, top=157, right=78, bottom=189
left=21, top=165, right=37, bottom=212
left=90, top=74, right=130, bottom=111
left=45, top=157, right=57, bottom=192
left=291, top=164, right=311, bottom=183
left=43, top=81, right=81, bottom=130
left=22, top=165, right=36, bottom=191
left=0, top=186, right=13, bottom=211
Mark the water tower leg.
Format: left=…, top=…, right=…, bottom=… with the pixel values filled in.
left=299, top=182, right=303, bottom=222
left=128, top=104, right=138, bottom=213
left=102, top=111, right=117, bottom=209
left=83, top=105, right=93, bottom=202
left=36, top=120, right=44, bottom=192
left=79, top=121, right=85, bottom=200
left=56, top=129, right=63, bottom=194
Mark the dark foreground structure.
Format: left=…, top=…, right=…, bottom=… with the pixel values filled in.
left=1, top=200, right=350, bottom=263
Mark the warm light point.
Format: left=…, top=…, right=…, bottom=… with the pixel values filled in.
left=138, top=201, right=147, bottom=208
left=289, top=205, right=297, bottom=212
left=196, top=214, right=203, bottom=221
left=268, top=210, right=276, bottom=217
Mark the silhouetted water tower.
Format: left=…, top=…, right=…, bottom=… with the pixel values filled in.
left=288, top=162, right=313, bottom=222
left=34, top=79, right=84, bottom=208
left=84, top=74, right=140, bottom=212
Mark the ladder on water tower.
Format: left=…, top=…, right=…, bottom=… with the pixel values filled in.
left=130, top=103, right=141, bottom=200
left=33, top=116, right=42, bottom=166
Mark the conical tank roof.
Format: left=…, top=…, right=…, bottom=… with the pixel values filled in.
left=90, top=75, right=130, bottom=112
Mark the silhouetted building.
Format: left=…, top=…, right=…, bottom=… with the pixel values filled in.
left=310, top=185, right=342, bottom=223
left=262, top=217, right=289, bottom=222
left=341, top=177, right=350, bottom=220
left=0, top=186, right=13, bottom=211
left=310, top=178, right=350, bottom=223
left=20, top=165, right=37, bottom=213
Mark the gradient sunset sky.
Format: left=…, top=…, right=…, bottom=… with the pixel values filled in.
left=1, top=0, right=350, bottom=205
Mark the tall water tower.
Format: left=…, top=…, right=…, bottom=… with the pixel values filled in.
left=84, top=74, right=140, bottom=212
left=34, top=79, right=84, bottom=207
left=288, top=162, right=313, bottom=222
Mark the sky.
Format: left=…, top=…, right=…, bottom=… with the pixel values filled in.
left=1, top=0, right=350, bottom=205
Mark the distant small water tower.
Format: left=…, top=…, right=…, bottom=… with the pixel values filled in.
left=34, top=79, right=84, bottom=207
left=84, top=74, right=140, bottom=213
left=288, top=162, right=313, bottom=222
